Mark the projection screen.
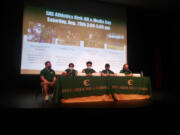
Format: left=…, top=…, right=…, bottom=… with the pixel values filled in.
left=20, top=5, right=127, bottom=74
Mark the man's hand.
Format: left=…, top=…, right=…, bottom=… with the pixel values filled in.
left=42, top=79, right=49, bottom=85
left=113, top=73, right=117, bottom=76
left=42, top=80, right=55, bottom=85
left=86, top=74, right=92, bottom=76
left=41, top=76, right=50, bottom=85
left=101, top=72, right=106, bottom=76
left=61, top=72, right=67, bottom=76
left=66, top=70, right=72, bottom=76
left=125, top=73, right=133, bottom=77
left=49, top=81, right=55, bottom=85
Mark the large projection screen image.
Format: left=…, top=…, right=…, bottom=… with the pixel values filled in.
left=21, top=6, right=127, bottom=75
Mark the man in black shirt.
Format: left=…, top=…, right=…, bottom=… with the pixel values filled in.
left=63, top=63, right=77, bottom=76
left=101, top=64, right=115, bottom=76
left=82, top=61, right=96, bottom=76
left=120, top=64, right=132, bottom=76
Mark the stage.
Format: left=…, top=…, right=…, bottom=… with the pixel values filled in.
left=1, top=0, right=179, bottom=131
left=1, top=88, right=179, bottom=108
left=0, top=88, right=179, bottom=131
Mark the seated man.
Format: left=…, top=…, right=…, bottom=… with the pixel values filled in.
left=62, top=63, right=77, bottom=76
left=40, top=61, right=56, bottom=101
left=120, top=64, right=132, bottom=76
left=82, top=61, right=96, bottom=76
left=101, top=64, right=115, bottom=76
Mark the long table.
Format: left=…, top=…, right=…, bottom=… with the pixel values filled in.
left=53, top=76, right=152, bottom=103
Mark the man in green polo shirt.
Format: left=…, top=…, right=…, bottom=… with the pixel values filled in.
left=101, top=63, right=115, bottom=76
left=82, top=61, right=96, bottom=76
left=40, top=61, right=56, bottom=101
left=63, top=63, right=77, bottom=76
left=120, top=64, right=132, bottom=76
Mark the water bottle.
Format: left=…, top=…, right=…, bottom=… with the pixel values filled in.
left=141, top=71, right=143, bottom=77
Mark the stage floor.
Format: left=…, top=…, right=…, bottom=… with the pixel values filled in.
left=0, top=88, right=179, bottom=130
left=0, top=88, right=179, bottom=108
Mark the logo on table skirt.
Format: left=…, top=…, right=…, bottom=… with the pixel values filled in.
left=128, top=79, right=134, bottom=86
left=50, top=72, right=53, bottom=74
left=83, top=79, right=90, bottom=87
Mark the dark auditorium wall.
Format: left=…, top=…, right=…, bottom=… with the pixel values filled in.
left=2, top=0, right=177, bottom=93
left=127, top=8, right=168, bottom=90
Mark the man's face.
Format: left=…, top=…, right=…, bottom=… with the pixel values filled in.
left=105, top=66, right=110, bottom=70
left=124, top=64, right=128, bottom=69
left=87, top=64, right=92, bottom=68
left=69, top=64, right=74, bottom=69
left=46, top=62, right=51, bottom=69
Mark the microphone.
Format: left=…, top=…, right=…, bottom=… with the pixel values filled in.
left=140, top=71, right=144, bottom=77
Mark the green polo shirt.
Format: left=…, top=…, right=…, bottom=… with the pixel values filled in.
left=102, top=69, right=114, bottom=74
left=83, top=68, right=95, bottom=74
left=120, top=69, right=132, bottom=74
left=65, top=69, right=77, bottom=76
left=40, top=68, right=56, bottom=82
